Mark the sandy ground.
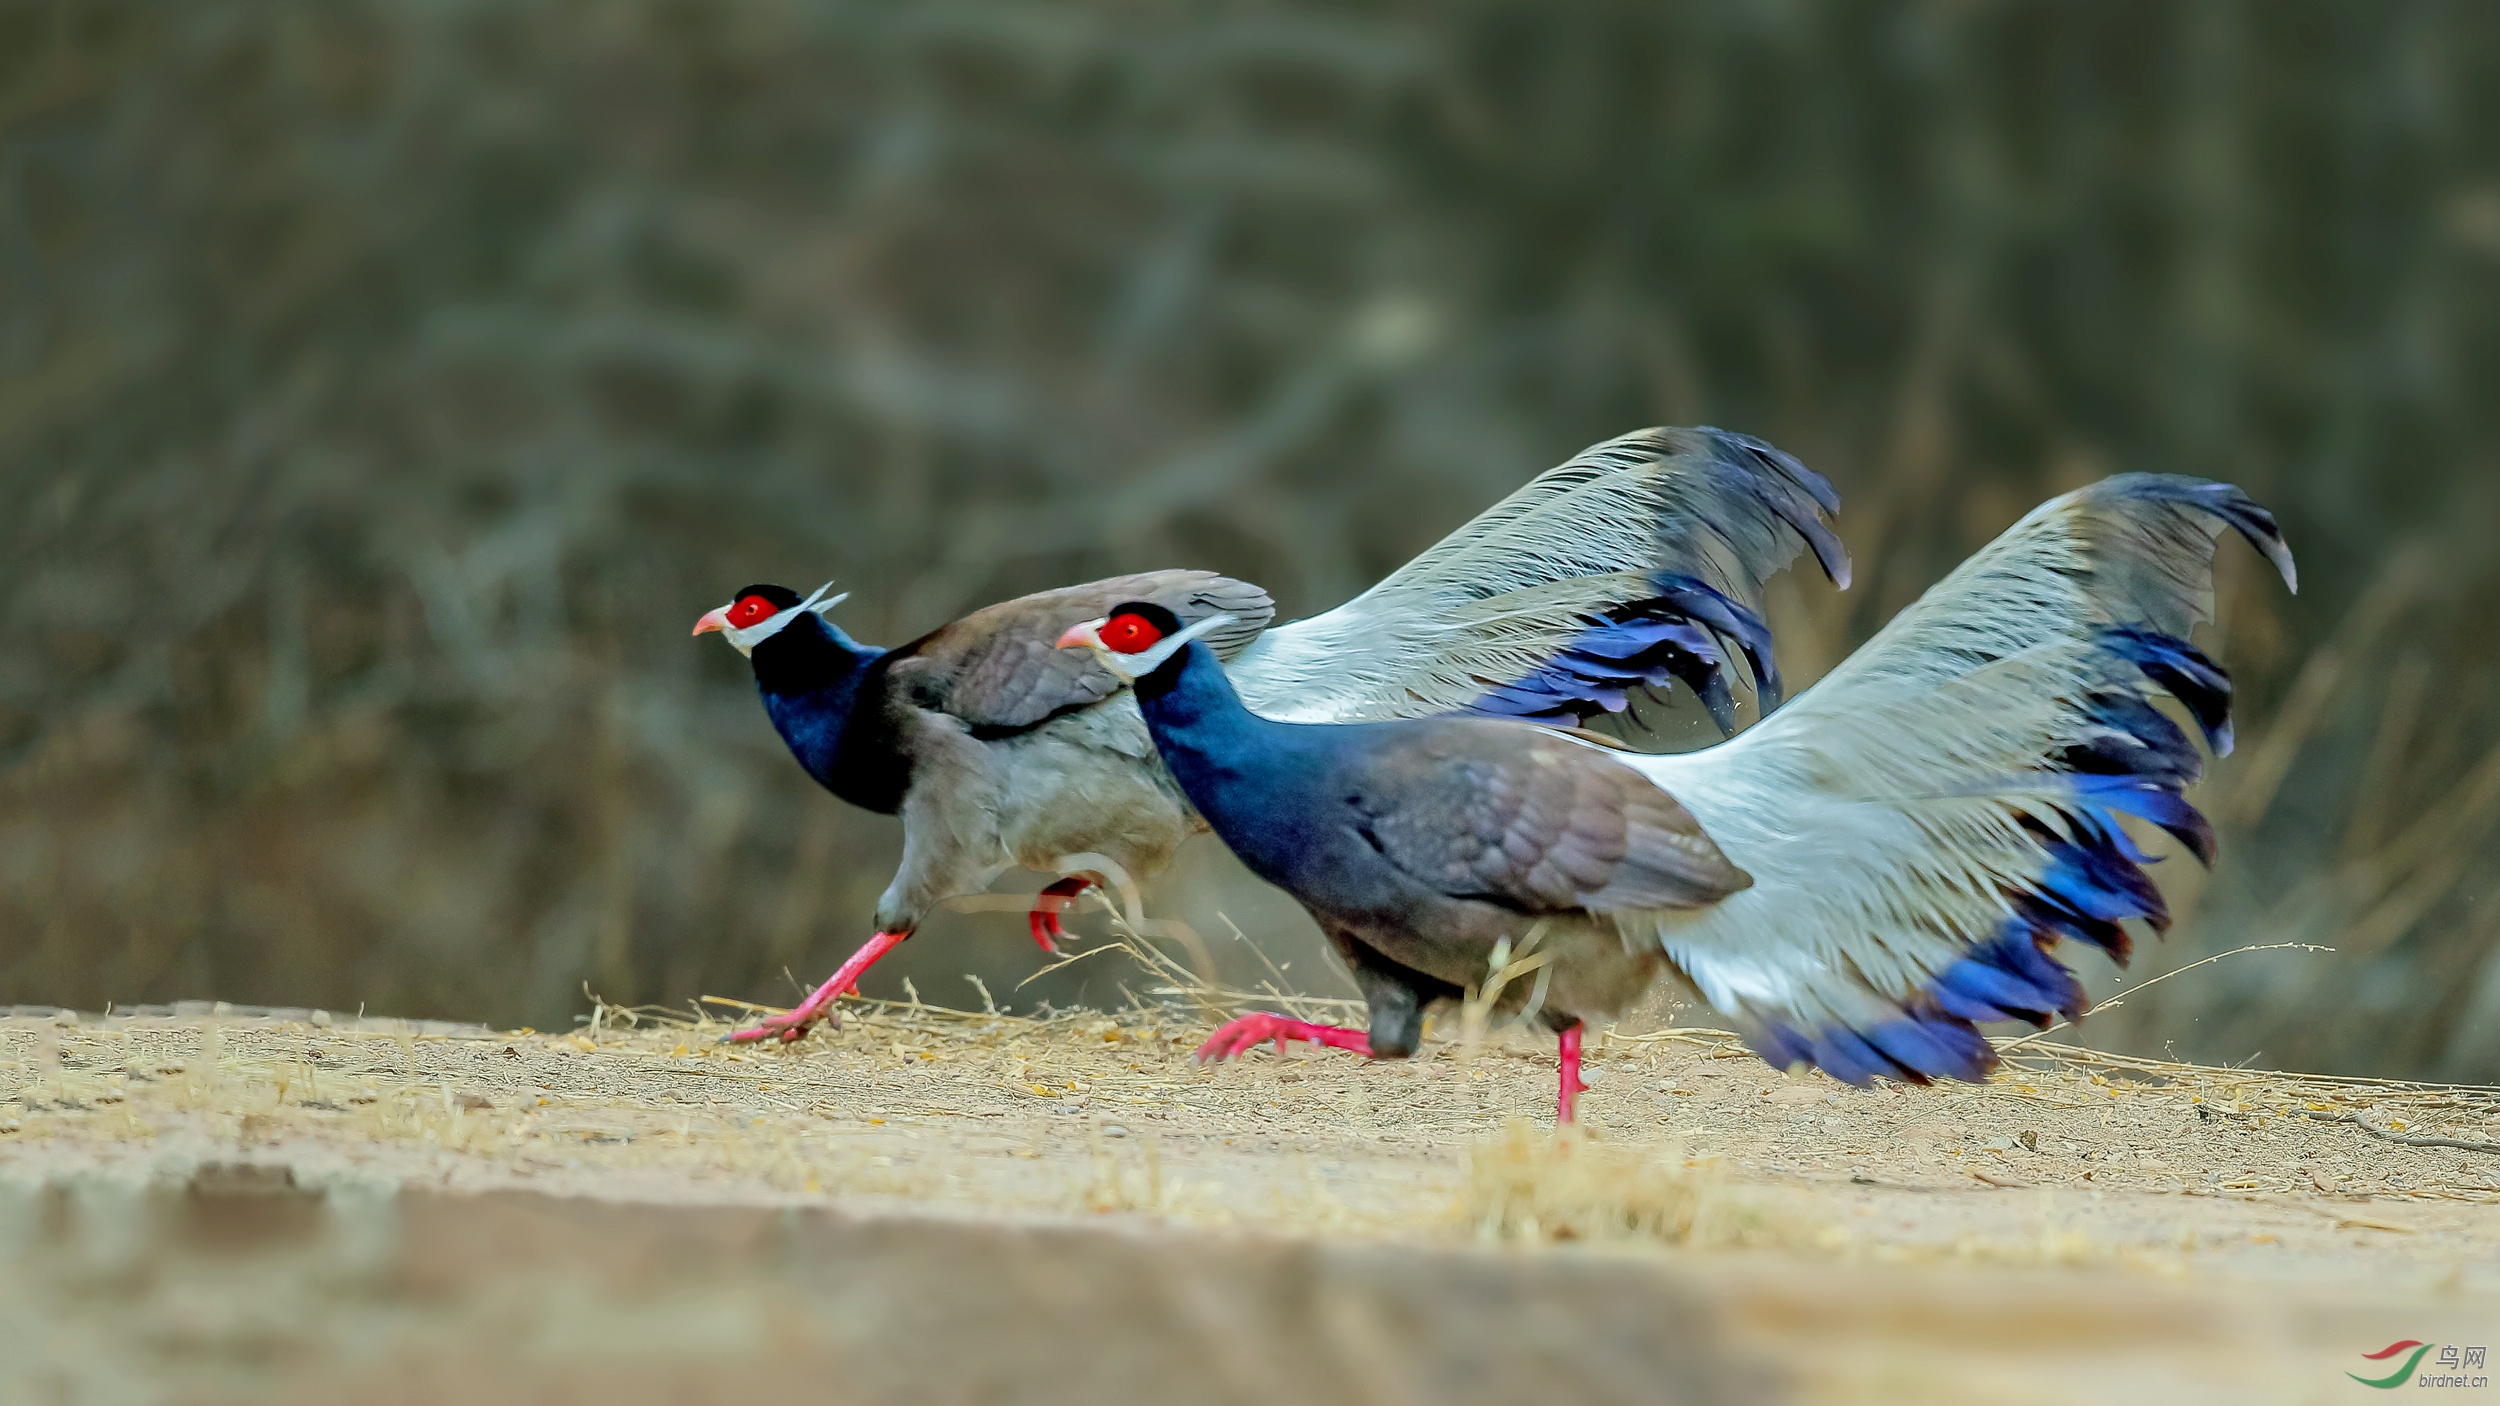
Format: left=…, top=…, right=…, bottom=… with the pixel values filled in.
left=6, top=997, right=2500, bottom=1404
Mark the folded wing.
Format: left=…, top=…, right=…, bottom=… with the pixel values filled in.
left=894, top=571, right=1273, bottom=733
left=1351, top=724, right=1752, bottom=914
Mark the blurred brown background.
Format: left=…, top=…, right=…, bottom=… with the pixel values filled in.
left=3, top=1, right=2496, bottom=1078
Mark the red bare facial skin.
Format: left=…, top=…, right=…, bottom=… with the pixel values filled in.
left=1097, top=612, right=1163, bottom=654
left=692, top=594, right=780, bottom=637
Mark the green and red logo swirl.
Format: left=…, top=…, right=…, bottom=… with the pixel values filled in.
left=2351, top=1341, right=2434, bottom=1389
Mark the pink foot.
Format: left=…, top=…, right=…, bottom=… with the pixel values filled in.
left=1195, top=1012, right=1373, bottom=1063
left=1027, top=875, right=1097, bottom=955
left=723, top=931, right=908, bottom=1045
left=1557, top=1022, right=1589, bottom=1124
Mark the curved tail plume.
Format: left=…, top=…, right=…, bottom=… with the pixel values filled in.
left=1231, top=427, right=1848, bottom=730
left=1621, top=475, right=2296, bottom=1085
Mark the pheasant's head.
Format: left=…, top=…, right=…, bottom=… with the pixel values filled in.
left=1055, top=601, right=1235, bottom=682
left=693, top=582, right=846, bottom=657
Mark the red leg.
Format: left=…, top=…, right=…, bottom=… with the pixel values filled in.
left=722, top=931, right=908, bottom=1045
left=1027, top=875, right=1096, bottom=955
left=1196, top=1012, right=1373, bottom=1063
left=1557, top=1022, right=1589, bottom=1124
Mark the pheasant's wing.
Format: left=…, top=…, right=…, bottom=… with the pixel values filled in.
left=893, top=571, right=1274, bottom=733
left=1228, top=427, right=1849, bottom=731
left=1350, top=723, right=1750, bottom=914
left=1614, top=477, right=2296, bottom=1086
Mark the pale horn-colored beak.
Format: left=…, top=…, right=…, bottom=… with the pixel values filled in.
left=1054, top=618, right=1107, bottom=651
left=692, top=605, right=733, bottom=637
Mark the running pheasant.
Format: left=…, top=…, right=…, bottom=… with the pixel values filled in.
left=1059, top=476, right=2295, bottom=1118
left=696, top=428, right=1847, bottom=1042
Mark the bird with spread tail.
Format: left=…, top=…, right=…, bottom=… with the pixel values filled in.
left=1058, top=475, right=2296, bottom=1120
left=695, top=428, right=1848, bottom=1043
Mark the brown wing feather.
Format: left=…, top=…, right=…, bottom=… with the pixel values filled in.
left=1356, top=724, right=1749, bottom=914
left=892, top=571, right=1275, bottom=732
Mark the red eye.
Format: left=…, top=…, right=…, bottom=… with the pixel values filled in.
left=1099, top=612, right=1164, bottom=654
left=726, top=594, right=777, bottom=628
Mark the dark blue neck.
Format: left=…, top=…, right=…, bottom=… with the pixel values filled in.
left=1133, top=643, right=1331, bottom=883
left=1133, top=641, right=1266, bottom=758
left=750, top=614, right=898, bottom=811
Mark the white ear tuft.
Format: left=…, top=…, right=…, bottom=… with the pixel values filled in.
left=723, top=584, right=840, bottom=656
left=1121, top=612, right=1238, bottom=677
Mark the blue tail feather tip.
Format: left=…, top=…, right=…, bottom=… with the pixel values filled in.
left=2097, top=627, right=2235, bottom=754
left=1699, top=427, right=1852, bottom=587
left=1756, top=1011, right=1998, bottom=1087
left=1462, top=587, right=1775, bottom=734
left=2100, top=474, right=2297, bottom=593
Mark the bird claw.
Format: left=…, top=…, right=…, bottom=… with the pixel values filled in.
left=1027, top=875, right=1097, bottom=955
left=1195, top=1013, right=1372, bottom=1064
left=720, top=1002, right=841, bottom=1045
left=716, top=930, right=909, bottom=1047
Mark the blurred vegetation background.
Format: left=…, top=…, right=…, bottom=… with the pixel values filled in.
left=4, top=1, right=2497, bottom=1079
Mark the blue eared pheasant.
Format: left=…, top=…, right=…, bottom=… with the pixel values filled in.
left=694, top=428, right=1846, bottom=1043
left=1058, top=475, right=2296, bottom=1118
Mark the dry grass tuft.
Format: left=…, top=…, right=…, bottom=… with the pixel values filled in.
left=1461, top=1119, right=1810, bottom=1249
